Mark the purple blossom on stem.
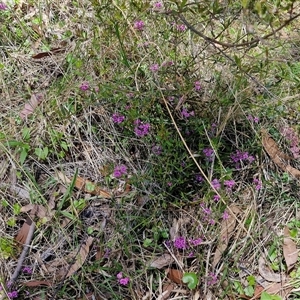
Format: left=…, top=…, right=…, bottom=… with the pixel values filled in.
left=189, top=238, right=202, bottom=246
left=152, top=145, right=162, bottom=155
left=213, top=194, right=220, bottom=202
left=149, top=63, right=159, bottom=72
left=195, top=174, right=203, bottom=183
left=207, top=272, right=218, bottom=285
left=174, top=237, right=187, bottom=249
left=181, top=108, right=194, bottom=118
left=231, top=150, right=255, bottom=169
left=153, top=2, right=163, bottom=9
left=79, top=82, right=89, bottom=91
left=253, top=178, right=262, bottom=190
left=224, top=179, right=235, bottom=190
left=7, top=291, right=18, bottom=299
left=133, top=20, right=144, bottom=30
left=203, top=147, right=214, bottom=161
left=176, top=24, right=186, bottom=31
left=112, top=113, right=125, bottom=124
left=222, top=211, right=229, bottom=220
left=211, top=179, right=221, bottom=190
left=22, top=266, right=33, bottom=274
left=134, top=119, right=150, bottom=137
left=194, top=81, right=201, bottom=91
left=119, top=277, right=130, bottom=285
left=117, top=272, right=130, bottom=285
left=0, top=2, right=7, bottom=10
left=113, top=165, right=127, bottom=178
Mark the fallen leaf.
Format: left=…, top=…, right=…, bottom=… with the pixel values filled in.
left=149, top=253, right=174, bottom=269
left=258, top=256, right=286, bottom=282
left=65, top=237, right=94, bottom=277
left=15, top=217, right=32, bottom=245
left=23, top=280, right=52, bottom=287
left=167, top=269, right=183, bottom=285
left=212, top=205, right=242, bottom=268
left=20, top=94, right=43, bottom=120
left=56, top=171, right=111, bottom=198
left=283, top=226, right=298, bottom=271
left=157, top=284, right=174, bottom=300
left=261, top=129, right=300, bottom=178
left=265, top=282, right=293, bottom=298
left=32, top=47, right=65, bottom=59
left=21, top=204, right=50, bottom=219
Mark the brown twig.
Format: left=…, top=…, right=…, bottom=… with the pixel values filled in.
left=10, top=219, right=35, bottom=285
left=177, top=12, right=300, bottom=48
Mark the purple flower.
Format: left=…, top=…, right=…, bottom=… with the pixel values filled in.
left=195, top=174, right=203, bottom=183
left=149, top=64, right=159, bottom=72
left=224, top=179, right=235, bottom=190
left=112, top=113, right=125, bottom=124
left=202, top=206, right=211, bottom=215
left=203, top=147, right=214, bottom=161
left=133, top=20, right=144, bottom=30
left=174, top=237, right=187, bottom=249
left=134, top=119, right=150, bottom=137
left=117, top=272, right=130, bottom=285
left=211, top=179, right=221, bottom=190
left=79, top=82, right=89, bottom=91
left=153, top=2, right=163, bottom=9
left=231, top=150, right=255, bottom=169
left=22, top=266, right=33, bottom=274
left=152, top=145, right=162, bottom=155
left=7, top=291, right=18, bottom=299
left=113, top=165, right=127, bottom=178
left=194, top=81, right=201, bottom=91
left=181, top=108, right=194, bottom=118
left=207, top=273, right=218, bottom=285
left=222, top=211, right=229, bottom=220
left=176, top=24, right=186, bottom=31
left=213, top=194, right=220, bottom=202
left=253, top=178, right=262, bottom=190
left=189, top=238, right=202, bottom=246
left=0, top=2, right=7, bottom=10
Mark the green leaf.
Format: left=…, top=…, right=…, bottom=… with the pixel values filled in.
left=244, top=285, right=254, bottom=297
left=261, top=291, right=282, bottom=300
left=182, top=272, right=198, bottom=289
left=20, top=148, right=28, bottom=164
left=143, top=238, right=153, bottom=247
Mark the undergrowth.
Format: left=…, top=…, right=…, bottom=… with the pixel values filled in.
left=1, top=0, right=300, bottom=299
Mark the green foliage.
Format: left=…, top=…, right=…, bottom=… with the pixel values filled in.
left=182, top=273, right=198, bottom=289
left=0, top=237, right=15, bottom=259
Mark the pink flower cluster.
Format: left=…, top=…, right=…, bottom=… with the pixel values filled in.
left=113, top=165, right=127, bottom=178
left=112, top=113, right=125, bottom=124
left=173, top=236, right=203, bottom=250
left=231, top=150, right=255, bottom=169
left=117, top=272, right=130, bottom=285
left=280, top=126, right=300, bottom=159
left=134, top=119, right=150, bottom=137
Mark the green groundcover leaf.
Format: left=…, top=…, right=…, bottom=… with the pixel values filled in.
left=182, top=272, right=198, bottom=289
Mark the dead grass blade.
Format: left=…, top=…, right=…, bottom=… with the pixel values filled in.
left=283, top=226, right=298, bottom=271
left=261, top=129, right=300, bottom=178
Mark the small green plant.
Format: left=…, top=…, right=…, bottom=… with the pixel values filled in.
left=261, top=291, right=282, bottom=300
left=182, top=273, right=198, bottom=290
left=0, top=237, right=15, bottom=259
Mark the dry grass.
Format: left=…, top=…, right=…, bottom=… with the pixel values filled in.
left=1, top=0, right=300, bottom=299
